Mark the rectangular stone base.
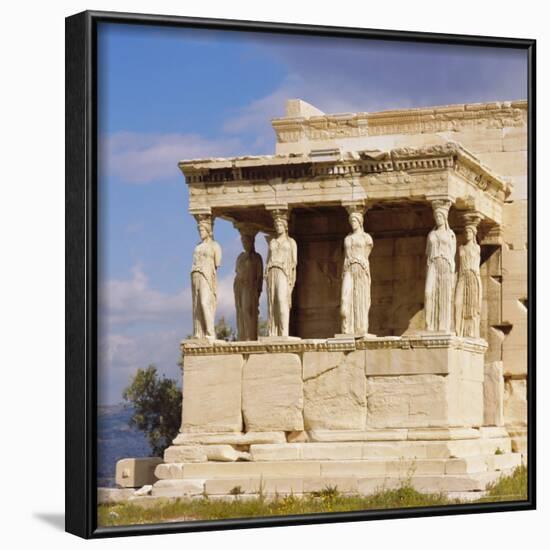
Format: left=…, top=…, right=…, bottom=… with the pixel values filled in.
left=154, top=335, right=510, bottom=502
left=180, top=335, right=487, bottom=433
left=152, top=430, right=521, bottom=499
left=152, top=473, right=506, bottom=498
left=151, top=453, right=521, bottom=498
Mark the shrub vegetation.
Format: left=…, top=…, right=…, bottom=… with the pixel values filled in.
left=98, top=465, right=527, bottom=527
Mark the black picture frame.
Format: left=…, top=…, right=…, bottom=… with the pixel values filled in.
left=65, top=9, right=536, bottom=539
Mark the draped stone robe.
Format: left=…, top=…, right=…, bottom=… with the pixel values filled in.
left=341, top=231, right=373, bottom=335
left=234, top=250, right=263, bottom=341
left=425, top=227, right=456, bottom=332
left=455, top=240, right=482, bottom=337
left=266, top=235, right=297, bottom=337
left=191, top=239, right=221, bottom=338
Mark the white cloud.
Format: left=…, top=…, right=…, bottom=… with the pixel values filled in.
left=220, top=71, right=411, bottom=150
left=98, top=264, right=240, bottom=403
left=216, top=271, right=238, bottom=315
left=222, top=75, right=298, bottom=136
left=98, top=328, right=184, bottom=405
left=100, top=71, right=412, bottom=187
left=100, top=264, right=237, bottom=327
left=100, top=264, right=190, bottom=326
left=100, top=131, right=245, bottom=184
left=99, top=329, right=181, bottom=373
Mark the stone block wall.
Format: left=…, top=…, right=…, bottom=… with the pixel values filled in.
left=180, top=341, right=486, bottom=436
left=243, top=353, right=304, bottom=431
left=274, top=100, right=528, bottom=199
left=182, top=354, right=243, bottom=433
left=279, top=100, right=529, bottom=439
left=501, top=200, right=528, bottom=448
left=303, top=350, right=366, bottom=430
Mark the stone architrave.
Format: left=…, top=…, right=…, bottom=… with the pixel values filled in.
left=340, top=202, right=373, bottom=335
left=233, top=225, right=263, bottom=341
left=190, top=212, right=222, bottom=339
left=455, top=213, right=483, bottom=338
left=265, top=209, right=297, bottom=337
left=425, top=199, right=456, bottom=332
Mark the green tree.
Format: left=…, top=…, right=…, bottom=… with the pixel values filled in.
left=214, top=316, right=236, bottom=341
left=122, top=365, right=182, bottom=457
left=258, top=316, right=268, bottom=337
left=185, top=317, right=236, bottom=342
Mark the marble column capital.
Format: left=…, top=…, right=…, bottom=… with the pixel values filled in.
left=341, top=199, right=369, bottom=215
left=461, top=210, right=483, bottom=229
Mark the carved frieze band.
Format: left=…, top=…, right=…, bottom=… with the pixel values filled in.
left=181, top=335, right=488, bottom=356
left=272, top=101, right=527, bottom=142
left=181, top=143, right=511, bottom=200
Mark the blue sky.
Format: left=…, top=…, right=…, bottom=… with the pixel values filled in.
left=97, top=22, right=527, bottom=405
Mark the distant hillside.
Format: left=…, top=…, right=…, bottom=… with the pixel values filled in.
left=97, top=404, right=151, bottom=488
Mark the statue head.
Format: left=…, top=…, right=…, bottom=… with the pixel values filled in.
left=197, top=217, right=212, bottom=241
left=273, top=213, right=288, bottom=236
left=240, top=231, right=256, bottom=252
left=465, top=224, right=477, bottom=242
left=433, top=205, right=450, bottom=230
left=349, top=211, right=364, bottom=232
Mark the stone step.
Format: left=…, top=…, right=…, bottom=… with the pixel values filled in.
left=171, top=427, right=509, bottom=446
left=172, top=431, right=287, bottom=446
left=155, top=452, right=521, bottom=480
left=152, top=468, right=516, bottom=498
left=248, top=438, right=512, bottom=461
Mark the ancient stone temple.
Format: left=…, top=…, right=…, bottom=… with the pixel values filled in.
left=152, top=99, right=528, bottom=499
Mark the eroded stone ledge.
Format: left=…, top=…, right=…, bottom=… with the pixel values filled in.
left=181, top=334, right=488, bottom=356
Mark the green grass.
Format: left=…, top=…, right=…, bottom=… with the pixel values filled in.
left=478, top=464, right=527, bottom=503
left=98, top=466, right=527, bottom=528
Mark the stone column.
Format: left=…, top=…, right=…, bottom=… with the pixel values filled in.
left=264, top=205, right=297, bottom=338
left=189, top=208, right=222, bottom=340
left=425, top=198, right=456, bottom=332
left=339, top=200, right=374, bottom=337
left=455, top=211, right=483, bottom=338
left=233, top=223, right=263, bottom=341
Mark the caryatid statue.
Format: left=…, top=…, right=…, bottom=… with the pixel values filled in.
left=340, top=205, right=373, bottom=335
left=265, top=209, right=297, bottom=337
left=425, top=200, right=456, bottom=332
left=190, top=213, right=222, bottom=339
left=455, top=216, right=482, bottom=338
left=233, top=226, right=263, bottom=341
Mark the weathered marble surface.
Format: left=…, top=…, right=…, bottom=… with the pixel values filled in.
left=484, top=361, right=504, bottom=426
left=265, top=210, right=297, bottom=337
left=340, top=208, right=373, bottom=336
left=176, top=338, right=486, bottom=435
left=303, top=350, right=367, bottom=430
left=242, top=352, right=303, bottom=431
left=178, top=97, right=528, bottom=450
left=425, top=200, right=456, bottom=332
left=190, top=214, right=221, bottom=339
left=115, top=457, right=162, bottom=488
left=181, top=354, right=243, bottom=433
left=456, top=222, right=482, bottom=338
left=234, top=228, right=263, bottom=341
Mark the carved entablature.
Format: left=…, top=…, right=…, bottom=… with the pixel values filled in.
left=272, top=112, right=370, bottom=143
left=179, top=142, right=511, bottom=227
left=181, top=335, right=488, bottom=356
left=390, top=143, right=458, bottom=172
left=272, top=101, right=527, bottom=142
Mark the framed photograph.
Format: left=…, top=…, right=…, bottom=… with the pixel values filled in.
left=65, top=9, right=536, bottom=539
